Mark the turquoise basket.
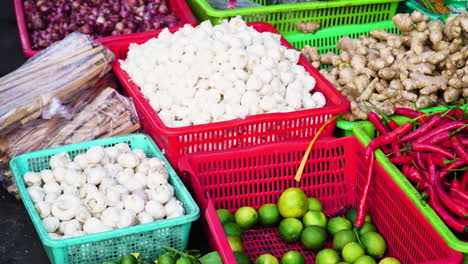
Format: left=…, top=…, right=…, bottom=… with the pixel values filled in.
left=10, top=133, right=200, bottom=264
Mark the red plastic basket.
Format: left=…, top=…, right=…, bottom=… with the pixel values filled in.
left=178, top=137, right=463, bottom=264
left=13, top=0, right=197, bottom=57
left=108, top=22, right=349, bottom=170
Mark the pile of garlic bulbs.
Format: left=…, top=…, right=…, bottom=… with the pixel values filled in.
left=120, top=17, right=326, bottom=128
left=24, top=143, right=184, bottom=239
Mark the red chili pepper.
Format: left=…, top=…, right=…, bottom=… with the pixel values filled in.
left=452, top=187, right=468, bottom=203
left=440, top=160, right=465, bottom=179
left=451, top=136, right=468, bottom=164
left=426, top=186, right=468, bottom=234
left=387, top=120, right=399, bottom=131
left=454, top=108, right=465, bottom=120
left=427, top=154, right=454, bottom=167
left=395, top=108, right=424, bottom=119
left=368, top=112, right=389, bottom=135
left=402, top=165, right=410, bottom=175
left=434, top=177, right=468, bottom=219
left=355, top=151, right=374, bottom=228
left=412, top=142, right=455, bottom=160
left=397, top=115, right=441, bottom=144
left=427, top=131, right=451, bottom=145
left=366, top=122, right=414, bottom=158
left=389, top=156, right=415, bottom=164
left=390, top=143, right=403, bottom=157
left=452, top=196, right=468, bottom=209
left=415, top=151, right=428, bottom=171
left=406, top=166, right=423, bottom=185
left=462, top=170, right=468, bottom=191
left=415, top=122, right=468, bottom=143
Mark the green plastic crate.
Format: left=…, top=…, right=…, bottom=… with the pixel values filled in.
left=285, top=20, right=397, bottom=53
left=10, top=134, right=200, bottom=264
left=187, top=0, right=402, bottom=34
left=352, top=108, right=468, bottom=253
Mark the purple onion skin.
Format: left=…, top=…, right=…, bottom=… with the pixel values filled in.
left=25, top=0, right=180, bottom=49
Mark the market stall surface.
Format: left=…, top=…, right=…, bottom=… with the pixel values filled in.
left=0, top=2, right=208, bottom=263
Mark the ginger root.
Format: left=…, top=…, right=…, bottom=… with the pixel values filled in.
left=297, top=21, right=321, bottom=34
left=300, top=11, right=468, bottom=121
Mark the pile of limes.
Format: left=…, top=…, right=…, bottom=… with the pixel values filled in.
left=216, top=187, right=402, bottom=264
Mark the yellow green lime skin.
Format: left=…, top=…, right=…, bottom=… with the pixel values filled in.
left=278, top=187, right=308, bottom=218
left=307, top=197, right=323, bottom=211
left=281, top=251, right=305, bottom=264
left=354, top=255, right=377, bottom=264
left=278, top=218, right=304, bottom=243
left=315, top=249, right=340, bottom=264
left=258, top=203, right=281, bottom=227
left=217, top=209, right=235, bottom=224
left=327, top=217, right=352, bottom=236
left=342, top=242, right=365, bottom=263
left=255, top=254, right=279, bottom=264
left=360, top=232, right=387, bottom=260
left=378, top=257, right=401, bottom=264
left=301, top=226, right=328, bottom=250
left=227, top=235, right=244, bottom=252
left=302, top=210, right=327, bottom=228
left=223, top=222, right=243, bottom=237
left=235, top=206, right=259, bottom=229
left=333, top=229, right=357, bottom=251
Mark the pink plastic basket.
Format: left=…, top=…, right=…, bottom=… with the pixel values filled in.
left=178, top=137, right=463, bottom=264
left=108, top=22, right=350, bottom=170
left=13, top=0, right=197, bottom=57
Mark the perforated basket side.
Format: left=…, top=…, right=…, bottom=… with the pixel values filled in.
left=10, top=134, right=200, bottom=264
left=179, top=138, right=463, bottom=263
left=186, top=0, right=402, bottom=34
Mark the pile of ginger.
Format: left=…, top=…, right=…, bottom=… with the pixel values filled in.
left=301, top=11, right=468, bottom=121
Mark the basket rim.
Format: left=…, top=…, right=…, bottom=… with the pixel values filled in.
left=111, top=22, right=350, bottom=136
left=13, top=0, right=197, bottom=57
left=10, top=133, right=200, bottom=248
left=190, top=0, right=403, bottom=17
left=352, top=120, right=468, bottom=252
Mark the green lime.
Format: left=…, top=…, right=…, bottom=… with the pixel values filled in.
left=359, top=222, right=377, bottom=236
left=227, top=235, right=244, bottom=252
left=158, top=254, right=177, bottom=264
left=278, top=218, right=304, bottom=243
left=281, top=250, right=305, bottom=264
left=379, top=257, right=401, bottom=264
left=255, top=254, right=279, bottom=264
left=315, top=248, right=340, bottom=264
left=120, top=254, right=137, bottom=264
left=234, top=252, right=253, bottom=264
left=302, top=210, right=327, bottom=228
left=217, top=209, right=235, bottom=224
left=235, top=207, right=259, bottom=229
left=223, top=222, right=243, bottom=237
left=361, top=232, right=387, bottom=260
left=327, top=217, right=352, bottom=236
left=342, top=242, right=365, bottom=263
left=354, top=255, right=377, bottom=264
left=278, top=187, right=308, bottom=218
left=301, top=226, right=328, bottom=250
left=258, top=203, right=281, bottom=227
left=307, top=197, right=323, bottom=211
left=176, top=256, right=193, bottom=264
left=333, top=229, right=357, bottom=251
left=346, top=208, right=371, bottom=224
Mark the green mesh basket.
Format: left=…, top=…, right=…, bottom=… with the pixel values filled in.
left=10, top=134, right=200, bottom=264
left=352, top=107, right=468, bottom=253
left=187, top=0, right=402, bottom=34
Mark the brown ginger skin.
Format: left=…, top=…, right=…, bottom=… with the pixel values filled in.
left=300, top=11, right=468, bottom=120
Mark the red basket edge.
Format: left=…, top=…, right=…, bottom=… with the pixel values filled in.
left=13, top=0, right=197, bottom=58
left=110, top=21, right=350, bottom=136
left=177, top=138, right=464, bottom=264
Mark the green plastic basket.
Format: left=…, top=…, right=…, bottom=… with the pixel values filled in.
left=10, top=134, right=200, bottom=264
left=285, top=20, right=397, bottom=53
left=187, top=0, right=402, bottom=34
left=352, top=108, right=468, bottom=253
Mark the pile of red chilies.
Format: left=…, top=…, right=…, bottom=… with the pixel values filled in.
left=355, top=107, right=468, bottom=235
